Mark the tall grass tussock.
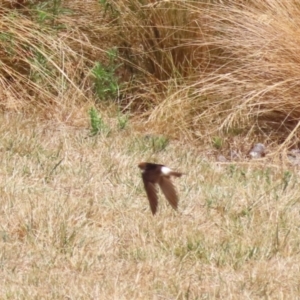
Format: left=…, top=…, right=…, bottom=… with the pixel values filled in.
left=1, top=0, right=300, bottom=298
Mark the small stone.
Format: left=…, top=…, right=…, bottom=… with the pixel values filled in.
left=249, top=143, right=265, bottom=158
left=230, top=150, right=240, bottom=160
left=287, top=149, right=300, bottom=165
left=217, top=155, right=227, bottom=162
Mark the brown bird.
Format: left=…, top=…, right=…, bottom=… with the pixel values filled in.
left=138, top=162, right=183, bottom=215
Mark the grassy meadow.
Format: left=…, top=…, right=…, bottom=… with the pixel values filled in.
left=1, top=0, right=300, bottom=299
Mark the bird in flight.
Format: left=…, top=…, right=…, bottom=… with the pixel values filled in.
left=138, top=162, right=183, bottom=215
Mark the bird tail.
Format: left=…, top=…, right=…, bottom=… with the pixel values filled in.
left=170, top=171, right=183, bottom=177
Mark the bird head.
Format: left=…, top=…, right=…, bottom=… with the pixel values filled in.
left=138, top=162, right=147, bottom=170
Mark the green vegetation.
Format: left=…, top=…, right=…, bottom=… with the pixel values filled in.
left=92, top=48, right=121, bottom=102
left=212, top=136, right=223, bottom=150
left=89, top=107, right=110, bottom=136
left=117, top=111, right=129, bottom=130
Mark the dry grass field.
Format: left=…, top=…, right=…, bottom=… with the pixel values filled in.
left=1, top=0, right=300, bottom=299
left=0, top=113, right=300, bottom=299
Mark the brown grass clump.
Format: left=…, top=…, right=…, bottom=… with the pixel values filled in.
left=73, top=0, right=300, bottom=149
left=0, top=8, right=78, bottom=109
left=205, top=1, right=300, bottom=142
left=2, top=0, right=300, bottom=145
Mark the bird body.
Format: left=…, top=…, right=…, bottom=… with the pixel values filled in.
left=138, top=162, right=183, bottom=215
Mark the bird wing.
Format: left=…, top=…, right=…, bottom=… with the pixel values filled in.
left=158, top=177, right=178, bottom=210
left=142, top=175, right=158, bottom=215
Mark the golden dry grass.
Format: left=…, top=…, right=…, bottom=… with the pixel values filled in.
left=1, top=0, right=300, bottom=298
left=0, top=113, right=299, bottom=299
left=2, top=0, right=300, bottom=144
